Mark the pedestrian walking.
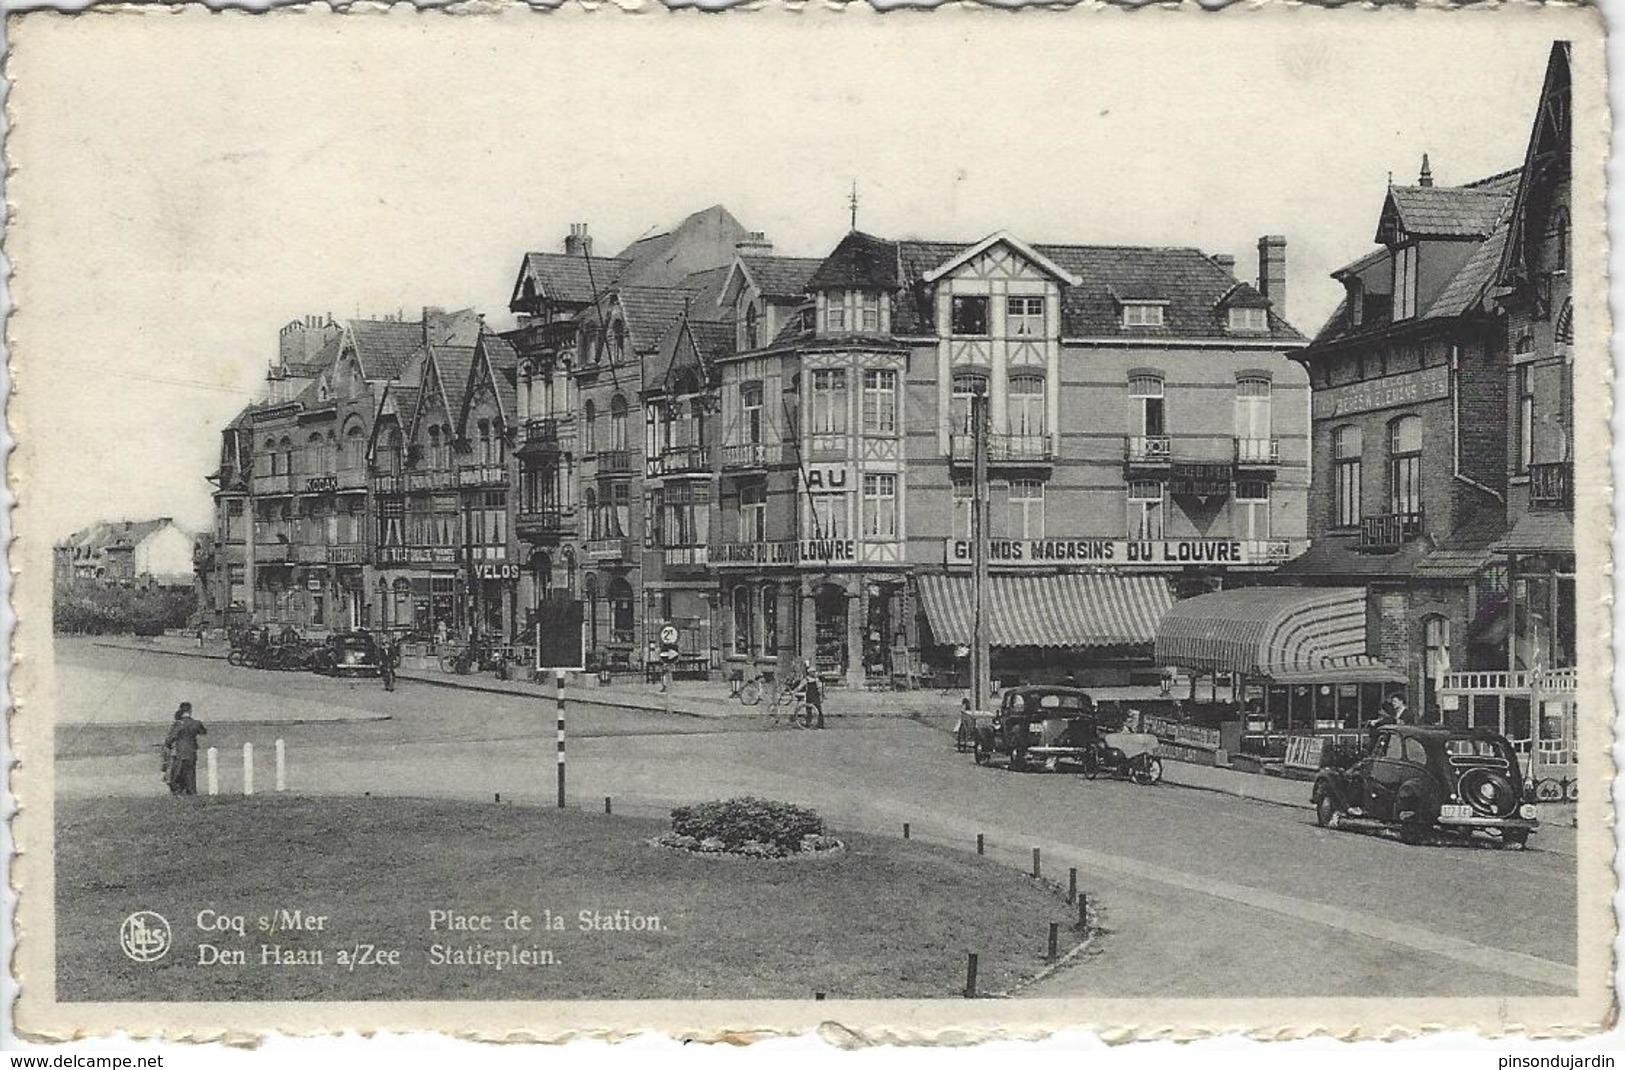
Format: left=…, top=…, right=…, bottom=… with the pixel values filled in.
left=801, top=660, right=825, bottom=729
left=380, top=633, right=398, bottom=692
left=163, top=702, right=207, bottom=796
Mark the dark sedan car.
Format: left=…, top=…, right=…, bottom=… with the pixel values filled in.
left=1312, top=725, right=1539, bottom=847
left=967, top=686, right=1107, bottom=772
left=315, top=631, right=383, bottom=678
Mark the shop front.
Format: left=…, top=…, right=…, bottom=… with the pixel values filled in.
left=1153, top=585, right=1406, bottom=762
left=916, top=571, right=1175, bottom=689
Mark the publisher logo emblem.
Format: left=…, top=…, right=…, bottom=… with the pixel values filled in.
left=120, top=911, right=172, bottom=963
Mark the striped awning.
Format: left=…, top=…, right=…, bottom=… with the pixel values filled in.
left=1154, top=586, right=1403, bottom=682
left=916, top=573, right=1174, bottom=649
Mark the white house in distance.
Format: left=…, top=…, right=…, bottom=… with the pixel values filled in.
left=54, top=518, right=197, bottom=587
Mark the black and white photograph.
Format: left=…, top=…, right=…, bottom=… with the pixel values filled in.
left=6, top=5, right=1613, bottom=1047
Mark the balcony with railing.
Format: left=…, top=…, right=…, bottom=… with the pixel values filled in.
left=458, top=462, right=508, bottom=488
left=651, top=444, right=712, bottom=478
left=586, top=536, right=631, bottom=562
left=1124, top=435, right=1172, bottom=466
left=519, top=418, right=563, bottom=455
left=255, top=543, right=292, bottom=564
left=405, top=468, right=458, bottom=492
left=516, top=508, right=571, bottom=540
left=661, top=545, right=710, bottom=569
left=950, top=433, right=1054, bottom=467
left=720, top=441, right=780, bottom=470
left=1359, top=511, right=1424, bottom=554
left=1528, top=461, right=1572, bottom=511
left=1235, top=437, right=1281, bottom=466
left=327, top=542, right=367, bottom=565
left=294, top=543, right=329, bottom=564
left=598, top=450, right=633, bottom=475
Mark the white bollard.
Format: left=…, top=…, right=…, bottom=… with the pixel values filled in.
left=275, top=739, right=286, bottom=793
left=206, top=747, right=219, bottom=796
left=243, top=742, right=254, bottom=796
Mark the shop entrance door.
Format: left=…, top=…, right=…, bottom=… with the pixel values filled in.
left=814, top=583, right=848, bottom=679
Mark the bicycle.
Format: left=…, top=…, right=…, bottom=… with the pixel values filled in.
left=728, top=668, right=765, bottom=707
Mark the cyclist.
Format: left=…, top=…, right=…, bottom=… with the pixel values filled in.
left=799, top=660, right=825, bottom=730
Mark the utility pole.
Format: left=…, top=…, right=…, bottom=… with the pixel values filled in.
left=971, top=387, right=991, bottom=711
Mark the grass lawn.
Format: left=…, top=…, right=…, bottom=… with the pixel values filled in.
left=58, top=795, right=1084, bottom=1001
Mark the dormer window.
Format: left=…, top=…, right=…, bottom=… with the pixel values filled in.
left=1228, top=307, right=1268, bottom=332
left=950, top=296, right=989, bottom=336
left=1122, top=302, right=1166, bottom=328
left=1392, top=243, right=1419, bottom=320
left=858, top=292, right=880, bottom=333
left=826, top=299, right=847, bottom=333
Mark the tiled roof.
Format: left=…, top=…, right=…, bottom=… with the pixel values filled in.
left=1494, top=511, right=1572, bottom=554
left=1215, top=281, right=1271, bottom=310
left=740, top=255, right=823, bottom=300
left=1384, top=185, right=1508, bottom=240
left=1271, top=534, right=1438, bottom=580
left=618, top=287, right=705, bottom=351
left=682, top=266, right=734, bottom=319
left=388, top=386, right=420, bottom=426
left=349, top=319, right=424, bottom=380
left=1422, top=225, right=1509, bottom=319
left=515, top=253, right=630, bottom=307
left=428, top=343, right=476, bottom=426
left=808, top=231, right=902, bottom=291
left=479, top=332, right=520, bottom=422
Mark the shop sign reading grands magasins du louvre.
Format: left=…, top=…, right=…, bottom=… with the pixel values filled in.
left=942, top=538, right=1296, bottom=567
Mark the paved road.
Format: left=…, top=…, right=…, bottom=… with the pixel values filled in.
left=53, top=639, right=1580, bottom=999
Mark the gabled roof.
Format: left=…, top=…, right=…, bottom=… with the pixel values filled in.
left=1496, top=41, right=1572, bottom=292
left=648, top=317, right=735, bottom=393
left=511, top=253, right=631, bottom=309
left=1214, top=281, right=1271, bottom=310
left=415, top=341, right=476, bottom=440
left=347, top=319, right=424, bottom=381
left=735, top=255, right=823, bottom=301
left=921, top=231, right=1083, bottom=286
left=460, top=331, right=520, bottom=431
left=1378, top=184, right=1510, bottom=241
left=1422, top=225, right=1509, bottom=319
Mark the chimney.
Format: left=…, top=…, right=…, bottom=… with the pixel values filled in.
left=1257, top=235, right=1287, bottom=321
left=563, top=223, right=593, bottom=258
left=1418, top=153, right=1434, bottom=187
left=1211, top=253, right=1236, bottom=274
left=736, top=231, right=774, bottom=256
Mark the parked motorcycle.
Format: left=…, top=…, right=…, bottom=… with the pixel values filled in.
left=1079, top=731, right=1164, bottom=786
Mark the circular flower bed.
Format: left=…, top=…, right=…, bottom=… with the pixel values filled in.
left=653, top=797, right=843, bottom=861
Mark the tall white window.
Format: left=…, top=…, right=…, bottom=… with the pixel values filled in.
left=1516, top=362, right=1535, bottom=475
left=1333, top=425, right=1363, bottom=529
left=1128, top=481, right=1165, bottom=540
left=951, top=372, right=984, bottom=435
left=740, top=381, right=764, bottom=444
left=1393, top=244, right=1419, bottom=320
left=1389, top=415, right=1423, bottom=516
left=825, top=297, right=847, bottom=333
left=952, top=479, right=973, bottom=541
left=1235, top=377, right=1273, bottom=461
left=1128, top=375, right=1166, bottom=455
left=1008, top=480, right=1045, bottom=539
left=862, top=473, right=897, bottom=539
left=862, top=370, right=898, bottom=434
left=1007, top=374, right=1046, bottom=445
left=1233, top=480, right=1271, bottom=539
left=1007, top=296, right=1044, bottom=338
left=810, top=370, right=847, bottom=434
left=858, top=292, right=881, bottom=333
left=810, top=493, right=847, bottom=540
left=738, top=483, right=767, bottom=542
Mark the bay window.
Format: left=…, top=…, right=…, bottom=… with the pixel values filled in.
left=810, top=370, right=848, bottom=434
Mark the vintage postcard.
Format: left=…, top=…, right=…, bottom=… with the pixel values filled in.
left=6, top=4, right=1614, bottom=1045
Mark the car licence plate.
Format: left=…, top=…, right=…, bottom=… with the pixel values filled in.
left=1439, top=804, right=1472, bottom=819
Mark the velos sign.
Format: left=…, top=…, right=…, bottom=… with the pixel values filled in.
left=470, top=563, right=520, bottom=582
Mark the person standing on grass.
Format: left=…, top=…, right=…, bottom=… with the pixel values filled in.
left=163, top=702, right=207, bottom=796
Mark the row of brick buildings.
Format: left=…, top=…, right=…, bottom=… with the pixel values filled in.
left=202, top=202, right=1313, bottom=686
left=200, top=43, right=1575, bottom=772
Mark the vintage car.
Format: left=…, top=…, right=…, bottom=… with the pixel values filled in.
left=968, top=686, right=1112, bottom=772
left=314, top=631, right=383, bottom=678
left=1311, top=725, right=1539, bottom=847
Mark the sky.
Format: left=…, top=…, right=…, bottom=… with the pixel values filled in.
left=8, top=6, right=1591, bottom=542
